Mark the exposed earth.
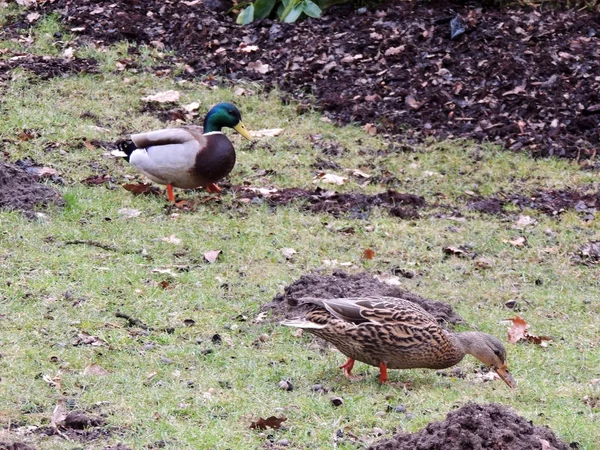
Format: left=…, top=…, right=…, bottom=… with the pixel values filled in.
left=0, top=162, right=65, bottom=217
left=8, top=0, right=599, bottom=160
left=369, top=402, right=572, bottom=450
left=263, top=270, right=464, bottom=325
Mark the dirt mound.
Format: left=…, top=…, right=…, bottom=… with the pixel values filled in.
left=263, top=270, right=463, bottom=326
left=234, top=186, right=425, bottom=219
left=0, top=55, right=98, bottom=80
left=0, top=162, right=65, bottom=217
left=19, top=0, right=600, bottom=159
left=369, top=402, right=571, bottom=450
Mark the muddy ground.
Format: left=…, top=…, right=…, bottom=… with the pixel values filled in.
left=8, top=0, right=598, bottom=160
left=263, top=270, right=464, bottom=325
left=0, top=162, right=64, bottom=217
left=369, top=402, right=573, bottom=450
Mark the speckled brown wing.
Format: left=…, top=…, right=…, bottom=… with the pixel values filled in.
left=301, top=297, right=463, bottom=370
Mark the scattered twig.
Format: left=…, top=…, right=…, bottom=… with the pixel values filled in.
left=115, top=311, right=150, bottom=330
left=64, top=239, right=144, bottom=255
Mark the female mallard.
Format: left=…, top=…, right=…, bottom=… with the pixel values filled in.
left=281, top=296, right=516, bottom=388
left=116, top=102, right=251, bottom=202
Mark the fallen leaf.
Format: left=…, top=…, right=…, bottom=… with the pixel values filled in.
left=361, top=248, right=375, bottom=260
left=51, top=399, right=67, bottom=429
left=247, top=60, right=270, bottom=74
left=161, top=235, right=182, bottom=245
left=539, top=439, right=552, bottom=450
left=182, top=101, right=200, bottom=112
left=506, top=316, right=553, bottom=346
left=443, top=245, right=473, bottom=257
left=513, top=215, right=537, bottom=229
left=26, top=12, right=40, bottom=22
left=506, top=316, right=529, bottom=344
left=117, top=208, right=141, bottom=218
left=143, top=371, right=158, bottom=384
left=203, top=250, right=221, bottom=263
left=281, top=248, right=297, bottom=259
left=384, top=45, right=405, bottom=56
left=363, top=123, right=377, bottom=136
left=313, top=172, right=347, bottom=185
left=249, top=128, right=284, bottom=137
left=405, top=95, right=421, bottom=109
left=73, top=332, right=106, bottom=346
left=249, top=416, right=287, bottom=430
left=62, top=47, right=74, bottom=59
left=474, top=257, right=493, bottom=269
left=83, top=363, right=110, bottom=376
left=42, top=372, right=62, bottom=390
left=350, top=169, right=371, bottom=178
left=374, top=273, right=402, bottom=286
left=159, top=280, right=172, bottom=290
left=238, top=44, right=259, bottom=52
left=142, top=90, right=180, bottom=103
left=504, top=236, right=527, bottom=247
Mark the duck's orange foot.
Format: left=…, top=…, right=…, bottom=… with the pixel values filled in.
left=166, top=184, right=176, bottom=202
left=205, top=183, right=222, bottom=193
left=340, top=358, right=363, bottom=381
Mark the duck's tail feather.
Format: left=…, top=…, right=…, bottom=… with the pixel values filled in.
left=280, top=318, right=326, bottom=329
left=112, top=140, right=138, bottom=161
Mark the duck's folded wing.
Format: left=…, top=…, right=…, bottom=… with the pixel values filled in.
left=131, top=128, right=203, bottom=148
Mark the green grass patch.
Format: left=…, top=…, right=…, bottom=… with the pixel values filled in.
left=0, top=17, right=599, bottom=450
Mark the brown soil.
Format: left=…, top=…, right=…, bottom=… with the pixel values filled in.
left=0, top=162, right=65, bottom=217
left=262, top=270, right=463, bottom=326
left=0, top=54, right=98, bottom=81
left=369, top=402, right=572, bottom=450
left=233, top=186, right=425, bottom=219
left=13, top=0, right=598, bottom=160
left=0, top=443, right=36, bottom=450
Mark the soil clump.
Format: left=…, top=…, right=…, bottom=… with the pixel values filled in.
left=0, top=162, right=65, bottom=217
left=263, top=270, right=463, bottom=326
left=368, top=402, right=571, bottom=450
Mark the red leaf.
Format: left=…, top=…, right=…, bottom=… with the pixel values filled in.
left=507, top=316, right=529, bottom=343
left=361, top=248, right=375, bottom=260
left=249, top=416, right=287, bottom=430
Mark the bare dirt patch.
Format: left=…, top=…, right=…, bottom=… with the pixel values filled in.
left=0, top=162, right=65, bottom=217
left=233, top=186, right=425, bottom=219
left=262, top=270, right=463, bottom=326
left=18, top=0, right=600, bottom=159
left=0, top=54, right=98, bottom=80
left=368, top=402, right=572, bottom=450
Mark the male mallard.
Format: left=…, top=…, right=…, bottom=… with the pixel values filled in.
left=116, top=102, right=251, bottom=202
left=281, top=296, right=516, bottom=388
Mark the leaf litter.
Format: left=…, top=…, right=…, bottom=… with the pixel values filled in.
left=506, top=315, right=553, bottom=346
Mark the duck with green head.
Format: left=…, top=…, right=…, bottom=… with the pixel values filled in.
left=116, top=102, right=251, bottom=202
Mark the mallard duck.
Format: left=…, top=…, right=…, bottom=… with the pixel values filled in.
left=281, top=296, right=516, bottom=388
left=116, top=102, right=251, bottom=202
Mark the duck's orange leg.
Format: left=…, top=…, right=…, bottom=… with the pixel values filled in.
left=340, top=358, right=355, bottom=378
left=378, top=362, right=388, bottom=383
left=205, top=183, right=222, bottom=193
left=166, top=184, right=175, bottom=202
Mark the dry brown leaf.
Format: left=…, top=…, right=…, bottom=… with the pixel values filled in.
left=51, top=399, right=67, bottom=429
left=249, top=416, right=287, bottom=430
left=161, top=235, right=182, bottom=245
left=313, top=172, right=347, bottom=185
left=73, top=332, right=106, bottom=347
left=506, top=316, right=553, bottom=346
left=122, top=183, right=161, bottom=196
left=238, top=44, right=259, bottom=52
left=83, top=363, right=110, bottom=376
left=405, top=95, right=421, bottom=109
left=249, top=128, right=284, bottom=137
left=281, top=248, right=297, bottom=260
left=506, top=316, right=529, bottom=344
left=363, top=123, right=377, bottom=136
left=513, top=215, right=537, bottom=229
left=183, top=101, right=200, bottom=112
left=350, top=169, right=371, bottom=178
left=203, top=250, right=221, bottom=263
left=361, top=248, right=375, bottom=260
left=142, top=90, right=180, bottom=103
left=26, top=12, right=40, bottom=22
left=247, top=60, right=270, bottom=74
left=504, top=236, right=527, bottom=247
left=159, top=280, right=173, bottom=290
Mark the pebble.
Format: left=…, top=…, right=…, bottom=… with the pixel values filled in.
left=372, top=427, right=384, bottom=436
left=394, top=405, right=406, bottom=413
left=311, top=383, right=323, bottom=392
left=278, top=379, right=293, bottom=391
left=277, top=439, right=290, bottom=446
left=375, top=411, right=386, bottom=417
left=405, top=413, right=415, bottom=420
left=258, top=333, right=269, bottom=342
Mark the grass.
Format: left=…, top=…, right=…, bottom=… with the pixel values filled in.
left=1, top=14, right=600, bottom=450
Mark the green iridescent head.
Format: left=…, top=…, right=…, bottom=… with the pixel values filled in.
left=203, top=102, right=251, bottom=140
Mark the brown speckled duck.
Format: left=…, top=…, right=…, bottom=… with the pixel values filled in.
left=281, top=296, right=516, bottom=388
left=116, top=102, right=251, bottom=202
